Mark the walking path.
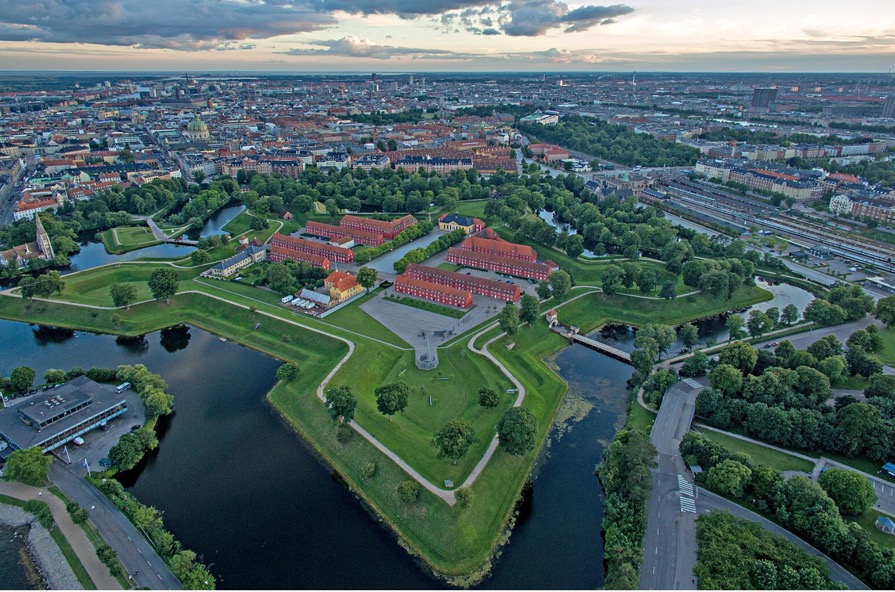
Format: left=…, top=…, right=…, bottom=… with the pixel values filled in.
left=0, top=480, right=121, bottom=590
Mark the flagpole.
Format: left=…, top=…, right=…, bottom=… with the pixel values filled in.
left=64, top=446, right=71, bottom=464
left=83, top=458, right=91, bottom=477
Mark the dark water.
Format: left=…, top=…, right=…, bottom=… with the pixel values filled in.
left=0, top=525, right=39, bottom=590
left=189, top=204, right=245, bottom=239
left=64, top=241, right=195, bottom=274
left=0, top=318, right=629, bottom=589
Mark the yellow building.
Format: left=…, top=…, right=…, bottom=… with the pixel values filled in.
left=324, top=271, right=363, bottom=304
left=438, top=213, right=485, bottom=235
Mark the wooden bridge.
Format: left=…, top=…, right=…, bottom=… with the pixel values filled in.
left=165, top=237, right=199, bottom=246
left=549, top=324, right=632, bottom=364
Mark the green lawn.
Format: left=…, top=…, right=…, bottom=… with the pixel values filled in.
left=876, top=327, right=895, bottom=366
left=848, top=510, right=895, bottom=550
left=98, top=225, right=162, bottom=254
left=697, top=429, right=816, bottom=473
left=383, top=294, right=468, bottom=319
left=55, top=264, right=201, bottom=307
left=437, top=263, right=463, bottom=272
left=452, top=200, right=488, bottom=219
left=322, top=290, right=410, bottom=348
left=627, top=401, right=656, bottom=432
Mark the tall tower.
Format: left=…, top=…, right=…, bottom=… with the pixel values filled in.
left=34, top=214, right=55, bottom=261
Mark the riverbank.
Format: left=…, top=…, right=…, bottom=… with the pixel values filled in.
left=0, top=502, right=81, bottom=590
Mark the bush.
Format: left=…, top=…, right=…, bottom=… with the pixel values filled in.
left=397, top=480, right=421, bottom=504
left=362, top=462, right=376, bottom=480
left=66, top=501, right=89, bottom=525
left=23, top=499, right=53, bottom=528
left=85, top=366, right=119, bottom=383
left=336, top=424, right=353, bottom=443
left=455, top=487, right=472, bottom=508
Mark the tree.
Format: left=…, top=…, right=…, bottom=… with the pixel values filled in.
left=325, top=385, right=357, bottom=423
left=375, top=381, right=410, bottom=420
left=32, top=271, right=65, bottom=298
left=266, top=263, right=294, bottom=294
left=818, top=356, right=847, bottom=383
left=601, top=265, right=625, bottom=296
left=726, top=314, right=747, bottom=341
left=433, top=419, right=477, bottom=464
left=705, top=459, right=752, bottom=498
left=148, top=268, right=179, bottom=304
left=519, top=294, right=539, bottom=325
left=807, top=335, right=842, bottom=361
left=43, top=368, right=66, bottom=384
left=710, top=364, right=743, bottom=396
left=324, top=198, right=340, bottom=217
left=719, top=341, right=758, bottom=374
left=637, top=268, right=658, bottom=294
left=110, top=283, right=138, bottom=310
left=455, top=487, right=473, bottom=508
left=747, top=310, right=772, bottom=339
left=276, top=363, right=300, bottom=382
left=478, top=386, right=500, bottom=408
left=659, top=280, right=677, bottom=300
left=142, top=387, right=174, bottom=419
left=866, top=374, right=895, bottom=399
left=876, top=295, right=895, bottom=326
left=548, top=270, right=571, bottom=300
left=356, top=266, right=378, bottom=292
left=680, top=352, right=709, bottom=377
left=765, top=306, right=780, bottom=329
left=847, top=328, right=883, bottom=354
left=9, top=366, right=36, bottom=393
left=781, top=303, right=801, bottom=326
left=846, top=345, right=882, bottom=378
left=818, top=468, right=877, bottom=516
left=397, top=480, right=420, bottom=503
left=795, top=366, right=831, bottom=404
left=535, top=280, right=552, bottom=300
left=497, top=406, right=538, bottom=456
left=636, top=324, right=676, bottom=355
left=565, top=234, right=584, bottom=259
left=679, top=323, right=699, bottom=350
left=497, top=302, right=520, bottom=336
left=3, top=447, right=51, bottom=486
left=836, top=403, right=882, bottom=458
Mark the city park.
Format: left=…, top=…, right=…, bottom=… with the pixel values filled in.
left=0, top=177, right=776, bottom=582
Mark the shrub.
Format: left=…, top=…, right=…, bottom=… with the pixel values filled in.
left=455, top=487, right=473, bottom=508
left=361, top=462, right=376, bottom=480
left=336, top=424, right=353, bottom=443
left=397, top=480, right=421, bottom=504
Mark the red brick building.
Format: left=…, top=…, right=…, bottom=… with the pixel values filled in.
left=446, top=248, right=552, bottom=281
left=404, top=263, right=520, bottom=301
left=269, top=244, right=331, bottom=270
left=394, top=275, right=473, bottom=308
left=304, top=220, right=384, bottom=246
left=456, top=236, right=537, bottom=261
left=270, top=233, right=353, bottom=263
left=339, top=214, right=417, bottom=241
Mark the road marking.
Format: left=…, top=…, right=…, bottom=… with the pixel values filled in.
left=158, top=575, right=163, bottom=581
left=653, top=566, right=656, bottom=575
left=147, top=561, right=151, bottom=567
left=655, top=546, right=659, bottom=555
left=137, top=548, right=142, bottom=554
left=680, top=498, right=697, bottom=513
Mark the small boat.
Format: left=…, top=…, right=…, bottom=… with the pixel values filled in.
left=219, top=337, right=227, bottom=342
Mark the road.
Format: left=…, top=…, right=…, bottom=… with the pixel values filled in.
left=640, top=378, right=703, bottom=590
left=698, top=491, right=868, bottom=590
left=50, top=462, right=182, bottom=590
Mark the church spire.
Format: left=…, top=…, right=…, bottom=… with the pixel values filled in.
left=34, top=214, right=55, bottom=261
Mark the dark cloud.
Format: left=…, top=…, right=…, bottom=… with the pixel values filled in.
left=312, top=0, right=492, bottom=18
left=501, top=1, right=633, bottom=36
left=0, top=0, right=334, bottom=50
left=482, top=28, right=500, bottom=35
left=283, top=36, right=477, bottom=59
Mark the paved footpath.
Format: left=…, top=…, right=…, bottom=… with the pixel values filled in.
left=0, top=480, right=121, bottom=590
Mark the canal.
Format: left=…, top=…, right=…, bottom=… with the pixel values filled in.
left=0, top=317, right=631, bottom=589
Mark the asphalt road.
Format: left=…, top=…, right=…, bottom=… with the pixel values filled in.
left=640, top=379, right=702, bottom=590
left=50, top=462, right=182, bottom=590
left=698, top=491, right=868, bottom=590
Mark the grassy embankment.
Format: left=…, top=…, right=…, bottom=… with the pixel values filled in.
left=98, top=225, right=161, bottom=254
left=383, top=294, right=468, bottom=319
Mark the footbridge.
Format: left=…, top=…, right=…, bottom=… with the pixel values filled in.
left=548, top=323, right=632, bottom=364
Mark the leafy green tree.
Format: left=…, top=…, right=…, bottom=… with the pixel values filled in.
left=719, top=341, right=758, bottom=374
left=519, top=294, right=539, bottom=325
left=109, top=428, right=158, bottom=471
left=795, top=366, right=831, bottom=404
left=705, top=459, right=752, bottom=497
left=637, top=268, right=658, bottom=294
left=601, top=265, right=624, bottom=296
left=747, top=310, right=772, bottom=338
left=781, top=303, right=801, bottom=326
left=548, top=270, right=571, bottom=300
left=565, top=234, right=584, bottom=259
left=110, top=283, right=138, bottom=310
left=846, top=345, right=882, bottom=378
left=142, top=387, right=174, bottom=419
left=276, top=363, right=300, bottom=382
left=375, top=381, right=410, bottom=420
left=497, top=302, right=520, bottom=336
left=466, top=382, right=501, bottom=416
left=3, top=447, right=51, bottom=486
left=397, top=480, right=420, bottom=503
left=764, top=307, right=780, bottom=329
left=455, top=487, right=473, bottom=508
left=325, top=385, right=357, bottom=424
left=866, top=374, right=895, bottom=399
left=636, top=324, right=676, bottom=355
left=497, top=406, right=538, bottom=456
left=189, top=249, right=211, bottom=265
left=9, top=366, right=36, bottom=393
left=836, top=403, right=882, bottom=457
left=433, top=419, right=477, bottom=464
left=807, top=335, right=842, bottom=360
left=876, top=295, right=895, bottom=326
left=356, top=266, right=378, bottom=292
left=847, top=328, right=883, bottom=353
left=710, top=364, right=743, bottom=397
left=659, top=280, right=677, bottom=300
left=818, top=468, right=877, bottom=516
left=43, top=368, right=66, bottom=384
left=324, top=198, right=340, bottom=217
left=148, top=268, right=179, bottom=304
left=818, top=356, right=847, bottom=383
left=679, top=352, right=708, bottom=377
left=535, top=280, right=552, bottom=300
left=726, top=314, right=747, bottom=341
left=266, top=262, right=294, bottom=294
left=679, top=323, right=699, bottom=349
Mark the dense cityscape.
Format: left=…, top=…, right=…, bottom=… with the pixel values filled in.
left=1, top=1, right=895, bottom=591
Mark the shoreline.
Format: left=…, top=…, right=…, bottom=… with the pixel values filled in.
left=0, top=503, right=81, bottom=590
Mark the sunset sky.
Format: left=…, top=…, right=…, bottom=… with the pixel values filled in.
left=0, top=0, right=892, bottom=72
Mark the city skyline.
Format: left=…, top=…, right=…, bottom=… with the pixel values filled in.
left=0, top=0, right=892, bottom=73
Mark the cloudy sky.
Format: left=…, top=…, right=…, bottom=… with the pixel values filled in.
left=0, top=0, right=892, bottom=72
